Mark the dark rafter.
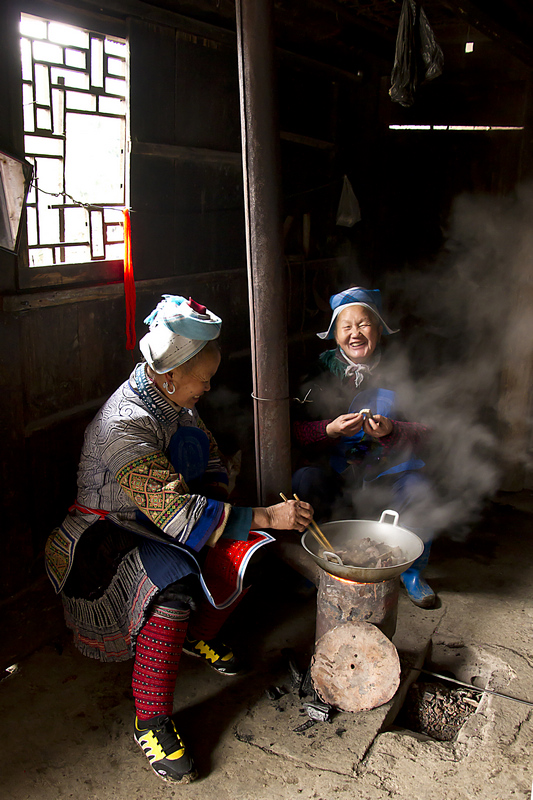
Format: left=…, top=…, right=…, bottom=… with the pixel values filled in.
left=435, top=0, right=533, bottom=66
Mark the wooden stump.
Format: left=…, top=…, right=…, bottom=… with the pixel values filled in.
left=311, top=621, right=401, bottom=712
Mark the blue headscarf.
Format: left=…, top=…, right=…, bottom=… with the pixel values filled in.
left=317, top=287, right=398, bottom=340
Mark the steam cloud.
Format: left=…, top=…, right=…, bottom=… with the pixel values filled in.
left=206, top=187, right=532, bottom=539
left=310, top=186, right=533, bottom=538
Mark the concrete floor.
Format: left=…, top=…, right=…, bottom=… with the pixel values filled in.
left=2, top=494, right=533, bottom=800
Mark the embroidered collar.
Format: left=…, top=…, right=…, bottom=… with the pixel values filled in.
left=131, top=363, right=191, bottom=426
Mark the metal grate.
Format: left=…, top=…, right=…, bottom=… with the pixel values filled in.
left=20, top=14, right=128, bottom=268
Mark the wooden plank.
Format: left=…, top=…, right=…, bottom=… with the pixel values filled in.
left=0, top=311, right=34, bottom=598
left=278, top=48, right=365, bottom=85
left=53, top=0, right=374, bottom=79
left=20, top=304, right=82, bottom=423
left=173, top=34, right=242, bottom=152
left=131, top=140, right=241, bottom=165
left=129, top=17, right=245, bottom=280
left=25, top=417, right=92, bottom=556
left=305, top=0, right=396, bottom=41
left=20, top=0, right=126, bottom=37
left=78, top=298, right=133, bottom=401
left=1, top=268, right=247, bottom=312
left=129, top=17, right=177, bottom=144
left=24, top=394, right=110, bottom=436
left=17, top=257, right=124, bottom=291
left=130, top=156, right=245, bottom=281
left=280, top=131, right=335, bottom=150
left=2, top=282, right=125, bottom=312
left=77, top=0, right=237, bottom=47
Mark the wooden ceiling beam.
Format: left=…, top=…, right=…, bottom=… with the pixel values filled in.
left=439, top=0, right=533, bottom=66
left=297, top=0, right=397, bottom=41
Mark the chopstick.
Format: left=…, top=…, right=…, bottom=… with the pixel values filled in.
left=279, top=492, right=336, bottom=553
left=293, top=494, right=337, bottom=552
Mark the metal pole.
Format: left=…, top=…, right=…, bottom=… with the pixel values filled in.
left=235, top=0, right=291, bottom=505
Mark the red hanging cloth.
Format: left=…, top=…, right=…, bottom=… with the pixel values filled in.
left=123, top=208, right=136, bottom=350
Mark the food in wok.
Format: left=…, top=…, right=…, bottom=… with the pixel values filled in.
left=301, top=512, right=424, bottom=582
left=333, top=537, right=405, bottom=569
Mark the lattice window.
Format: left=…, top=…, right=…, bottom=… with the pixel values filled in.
left=20, top=14, right=129, bottom=268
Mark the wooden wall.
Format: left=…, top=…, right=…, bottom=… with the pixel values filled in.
left=0, top=0, right=252, bottom=605
left=1, top=0, right=532, bottom=653
left=0, top=0, right=349, bottom=610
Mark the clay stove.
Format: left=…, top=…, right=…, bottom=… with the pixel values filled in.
left=316, top=569, right=400, bottom=642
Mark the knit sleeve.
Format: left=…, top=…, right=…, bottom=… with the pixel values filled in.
left=293, top=419, right=333, bottom=447
left=378, top=420, right=431, bottom=454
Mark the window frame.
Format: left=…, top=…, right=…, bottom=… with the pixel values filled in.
left=17, top=0, right=128, bottom=290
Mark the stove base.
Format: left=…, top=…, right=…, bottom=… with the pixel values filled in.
left=316, top=570, right=400, bottom=642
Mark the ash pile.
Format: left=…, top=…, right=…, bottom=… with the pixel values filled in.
left=396, top=679, right=479, bottom=741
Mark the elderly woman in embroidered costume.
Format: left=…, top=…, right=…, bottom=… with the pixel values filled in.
left=292, top=286, right=436, bottom=609
left=45, top=294, right=312, bottom=785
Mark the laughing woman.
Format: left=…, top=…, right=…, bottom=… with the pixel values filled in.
left=45, top=294, right=312, bottom=784
left=292, top=286, right=436, bottom=609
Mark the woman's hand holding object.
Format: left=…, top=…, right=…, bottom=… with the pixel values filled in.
left=363, top=414, right=393, bottom=438
left=252, top=500, right=314, bottom=532
left=326, top=413, right=364, bottom=439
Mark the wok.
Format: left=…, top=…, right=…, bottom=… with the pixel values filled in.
left=301, top=510, right=424, bottom=583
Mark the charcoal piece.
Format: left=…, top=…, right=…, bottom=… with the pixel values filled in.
left=300, top=664, right=314, bottom=698
left=282, top=647, right=304, bottom=689
left=304, top=699, right=333, bottom=722
left=293, top=719, right=317, bottom=733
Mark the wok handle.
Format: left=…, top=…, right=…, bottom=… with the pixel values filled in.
left=379, top=509, right=399, bottom=526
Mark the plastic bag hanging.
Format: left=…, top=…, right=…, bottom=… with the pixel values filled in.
left=389, top=0, right=444, bottom=108
left=336, top=176, right=361, bottom=228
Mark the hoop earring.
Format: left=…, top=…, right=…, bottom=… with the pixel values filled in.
left=163, top=381, right=176, bottom=395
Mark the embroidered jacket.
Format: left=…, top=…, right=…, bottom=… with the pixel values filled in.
left=292, top=347, right=430, bottom=478
left=46, top=364, right=235, bottom=594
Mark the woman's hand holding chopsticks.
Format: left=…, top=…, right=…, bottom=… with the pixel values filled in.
left=252, top=498, right=314, bottom=532
left=281, top=492, right=337, bottom=553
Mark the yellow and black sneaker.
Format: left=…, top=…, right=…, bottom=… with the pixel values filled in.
left=183, top=634, right=243, bottom=675
left=134, top=715, right=197, bottom=784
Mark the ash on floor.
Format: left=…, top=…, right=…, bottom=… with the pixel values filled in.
left=394, top=680, right=480, bottom=741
